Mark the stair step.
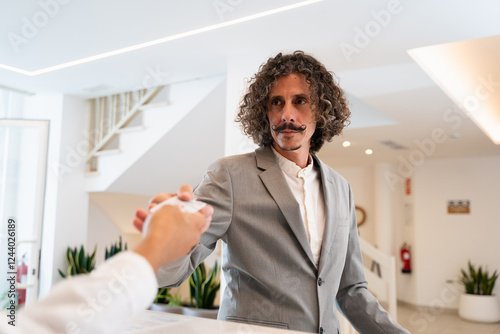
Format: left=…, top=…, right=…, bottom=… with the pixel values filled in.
left=85, top=75, right=225, bottom=192
left=85, top=170, right=100, bottom=177
left=116, top=125, right=146, bottom=134
left=94, top=148, right=121, bottom=157
left=139, top=101, right=169, bottom=111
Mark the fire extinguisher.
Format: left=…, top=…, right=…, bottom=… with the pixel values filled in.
left=17, top=254, right=28, bottom=306
left=400, top=242, right=411, bottom=274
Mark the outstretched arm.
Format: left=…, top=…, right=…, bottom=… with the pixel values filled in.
left=8, top=185, right=212, bottom=334
left=134, top=184, right=213, bottom=272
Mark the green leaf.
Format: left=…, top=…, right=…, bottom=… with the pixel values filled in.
left=68, top=249, right=77, bottom=272
left=88, top=245, right=97, bottom=271
left=76, top=246, right=84, bottom=272
left=66, top=247, right=72, bottom=263
left=187, top=261, right=221, bottom=309
left=459, top=261, right=499, bottom=295
left=58, top=269, right=66, bottom=278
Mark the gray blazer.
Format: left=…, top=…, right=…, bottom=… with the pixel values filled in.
left=157, top=146, right=409, bottom=334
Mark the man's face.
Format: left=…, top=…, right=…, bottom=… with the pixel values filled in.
left=267, top=73, right=316, bottom=153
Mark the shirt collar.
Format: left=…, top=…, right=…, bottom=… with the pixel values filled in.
left=271, top=146, right=314, bottom=178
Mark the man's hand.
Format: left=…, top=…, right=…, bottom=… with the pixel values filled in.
left=133, top=185, right=212, bottom=232
left=132, top=185, right=213, bottom=272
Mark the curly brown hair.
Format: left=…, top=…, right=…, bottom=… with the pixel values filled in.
left=235, top=51, right=350, bottom=153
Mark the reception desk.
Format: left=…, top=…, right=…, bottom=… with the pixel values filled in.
left=127, top=310, right=313, bottom=334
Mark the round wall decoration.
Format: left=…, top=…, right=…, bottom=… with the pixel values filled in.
left=355, top=206, right=366, bottom=227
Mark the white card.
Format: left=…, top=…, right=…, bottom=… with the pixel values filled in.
left=143, top=197, right=206, bottom=236
left=150, top=196, right=206, bottom=214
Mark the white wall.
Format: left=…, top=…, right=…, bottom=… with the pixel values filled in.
left=224, top=52, right=267, bottom=157
left=333, top=165, right=377, bottom=246
left=411, top=155, right=500, bottom=309
left=326, top=154, right=500, bottom=310
left=24, top=94, right=89, bottom=297
left=86, top=201, right=143, bottom=266
left=87, top=192, right=150, bottom=266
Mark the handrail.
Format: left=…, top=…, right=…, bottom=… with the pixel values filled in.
left=86, top=86, right=164, bottom=162
left=358, top=237, right=398, bottom=321
left=339, top=238, right=398, bottom=334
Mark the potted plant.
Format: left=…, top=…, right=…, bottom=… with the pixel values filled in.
left=183, top=261, right=221, bottom=319
left=458, top=261, right=500, bottom=323
left=150, top=287, right=184, bottom=314
left=150, top=261, right=220, bottom=319
left=105, top=236, right=127, bottom=259
left=58, top=245, right=97, bottom=278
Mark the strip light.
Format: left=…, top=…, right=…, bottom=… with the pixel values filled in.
left=0, top=0, right=323, bottom=77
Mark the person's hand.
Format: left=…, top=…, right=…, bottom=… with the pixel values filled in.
left=132, top=185, right=213, bottom=272
left=133, top=185, right=212, bottom=233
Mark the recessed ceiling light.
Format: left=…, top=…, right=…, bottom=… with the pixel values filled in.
left=343, top=141, right=351, bottom=147
left=0, top=0, right=324, bottom=77
left=365, top=149, right=373, bottom=155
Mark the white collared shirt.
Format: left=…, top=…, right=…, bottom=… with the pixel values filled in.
left=272, top=147, right=326, bottom=265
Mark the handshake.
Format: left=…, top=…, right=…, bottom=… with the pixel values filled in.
left=133, top=184, right=213, bottom=273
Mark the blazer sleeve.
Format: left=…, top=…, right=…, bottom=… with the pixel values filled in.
left=336, top=185, right=410, bottom=334
left=156, top=159, right=233, bottom=287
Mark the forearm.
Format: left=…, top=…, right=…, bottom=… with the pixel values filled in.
left=157, top=159, right=232, bottom=288
left=156, top=232, right=218, bottom=287
left=337, top=186, right=409, bottom=333
left=21, top=252, right=157, bottom=334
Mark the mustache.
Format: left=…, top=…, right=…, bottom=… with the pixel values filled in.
left=271, top=122, right=307, bottom=133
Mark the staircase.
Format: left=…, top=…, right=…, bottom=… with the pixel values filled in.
left=85, top=75, right=226, bottom=195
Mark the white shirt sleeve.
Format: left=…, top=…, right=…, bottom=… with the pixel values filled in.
left=1, top=251, right=157, bottom=334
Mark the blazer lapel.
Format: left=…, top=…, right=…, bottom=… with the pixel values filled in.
left=255, top=147, right=316, bottom=267
left=315, top=156, right=339, bottom=271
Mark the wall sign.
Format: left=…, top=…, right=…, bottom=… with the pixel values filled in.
left=447, top=200, right=470, bottom=214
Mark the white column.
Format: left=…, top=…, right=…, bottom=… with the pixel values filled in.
left=224, top=52, right=268, bottom=157
left=374, top=163, right=396, bottom=254
left=25, top=94, right=89, bottom=297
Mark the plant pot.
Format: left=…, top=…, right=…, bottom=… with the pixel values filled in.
left=150, top=303, right=184, bottom=315
left=182, top=306, right=219, bottom=319
left=458, top=294, right=500, bottom=323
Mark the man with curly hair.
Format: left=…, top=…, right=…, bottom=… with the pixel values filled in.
left=149, top=51, right=409, bottom=333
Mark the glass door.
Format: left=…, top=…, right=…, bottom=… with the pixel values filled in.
left=0, top=119, right=49, bottom=309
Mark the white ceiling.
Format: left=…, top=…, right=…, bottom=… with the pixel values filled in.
left=2, top=0, right=500, bottom=168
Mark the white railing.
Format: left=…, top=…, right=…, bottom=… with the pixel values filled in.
left=338, top=237, right=397, bottom=334
left=86, top=86, right=165, bottom=163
